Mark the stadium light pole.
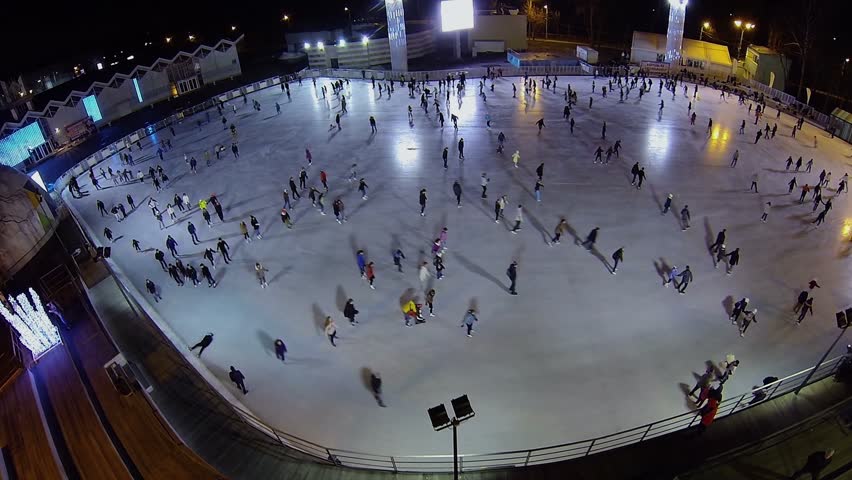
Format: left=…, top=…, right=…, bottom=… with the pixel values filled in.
left=428, top=395, right=475, bottom=480
left=544, top=5, right=549, bottom=39
left=699, top=21, right=710, bottom=41
left=734, top=20, right=755, bottom=60
left=795, top=309, right=849, bottom=394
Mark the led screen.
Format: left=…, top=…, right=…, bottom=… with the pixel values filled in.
left=0, top=122, right=46, bottom=167
left=441, top=0, right=474, bottom=32
left=83, top=94, right=102, bottom=122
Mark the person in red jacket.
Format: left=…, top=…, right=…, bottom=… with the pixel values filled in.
left=365, top=262, right=376, bottom=289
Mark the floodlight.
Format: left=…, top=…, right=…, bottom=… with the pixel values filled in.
left=734, top=20, right=742, bottom=27
left=441, top=0, right=474, bottom=32
left=339, top=39, right=346, bottom=46
left=304, top=42, right=311, bottom=50
left=362, top=35, right=369, bottom=44
left=317, top=41, right=324, bottom=49
left=428, top=404, right=452, bottom=430
left=451, top=395, right=475, bottom=421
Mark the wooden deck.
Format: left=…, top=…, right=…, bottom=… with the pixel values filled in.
left=0, top=371, right=63, bottom=480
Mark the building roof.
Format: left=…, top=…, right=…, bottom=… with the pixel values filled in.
left=631, top=31, right=732, bottom=67
left=831, top=107, right=852, bottom=124
left=748, top=45, right=778, bottom=55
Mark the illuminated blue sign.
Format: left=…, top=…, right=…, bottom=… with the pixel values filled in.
left=0, top=122, right=46, bottom=167
left=133, top=78, right=143, bottom=103
left=83, top=95, right=102, bottom=122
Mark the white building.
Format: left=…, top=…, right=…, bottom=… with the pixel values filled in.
left=631, top=31, right=733, bottom=79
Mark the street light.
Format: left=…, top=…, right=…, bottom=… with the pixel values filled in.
left=231, top=26, right=237, bottom=31
left=429, top=395, right=475, bottom=480
left=699, top=21, right=710, bottom=41
left=165, top=37, right=172, bottom=43
left=795, top=308, right=849, bottom=394
left=544, top=5, right=549, bottom=39
left=843, top=58, right=851, bottom=77
left=733, top=20, right=755, bottom=60
left=282, top=15, right=290, bottom=22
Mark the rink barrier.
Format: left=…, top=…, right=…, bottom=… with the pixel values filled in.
left=56, top=70, right=847, bottom=473
left=741, top=79, right=831, bottom=128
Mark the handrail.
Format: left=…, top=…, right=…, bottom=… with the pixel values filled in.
left=56, top=68, right=847, bottom=474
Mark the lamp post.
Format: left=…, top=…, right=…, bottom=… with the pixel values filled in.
left=544, top=5, right=549, bottom=39
left=795, top=308, right=849, bottom=394
left=428, top=395, right=475, bottom=480
left=699, top=21, right=710, bottom=41
left=734, top=20, right=755, bottom=60
left=843, top=58, right=850, bottom=78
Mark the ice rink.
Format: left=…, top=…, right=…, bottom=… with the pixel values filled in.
left=66, top=73, right=852, bottom=456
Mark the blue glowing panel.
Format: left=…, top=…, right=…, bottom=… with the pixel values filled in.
left=133, top=78, right=144, bottom=103
left=0, top=122, right=46, bottom=167
left=83, top=95, right=102, bottom=122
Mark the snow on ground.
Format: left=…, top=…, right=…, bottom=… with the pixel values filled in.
left=66, top=74, right=852, bottom=456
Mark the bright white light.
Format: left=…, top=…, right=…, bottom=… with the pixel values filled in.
left=126, top=55, right=135, bottom=61
left=339, top=39, right=346, bottom=46
left=30, top=171, right=46, bottom=191
left=317, top=41, right=324, bottom=49
left=304, top=42, right=311, bottom=50
left=0, top=288, right=62, bottom=359
left=54, top=127, right=60, bottom=133
left=668, top=0, right=687, bottom=8
left=96, top=62, right=103, bottom=70
left=362, top=35, right=369, bottom=45
left=441, top=0, right=474, bottom=32
left=231, top=26, right=237, bottom=31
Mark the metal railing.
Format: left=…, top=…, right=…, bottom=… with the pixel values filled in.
left=302, top=65, right=589, bottom=82
left=57, top=68, right=847, bottom=474
left=742, top=79, right=831, bottom=128
left=215, top=355, right=844, bottom=472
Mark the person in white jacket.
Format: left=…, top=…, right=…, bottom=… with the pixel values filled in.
left=511, top=205, right=523, bottom=233
left=419, top=262, right=431, bottom=288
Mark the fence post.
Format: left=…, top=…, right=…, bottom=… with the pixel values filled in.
left=639, top=423, right=654, bottom=442
left=524, top=450, right=532, bottom=466
left=326, top=448, right=340, bottom=466
left=390, top=456, right=398, bottom=473
left=584, top=438, right=596, bottom=456
left=687, top=412, right=700, bottom=427
left=766, top=378, right=784, bottom=401
left=728, top=393, right=747, bottom=415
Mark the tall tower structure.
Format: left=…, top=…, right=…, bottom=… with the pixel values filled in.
left=385, top=0, right=409, bottom=72
left=665, top=0, right=687, bottom=64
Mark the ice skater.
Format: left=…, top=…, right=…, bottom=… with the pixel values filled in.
left=761, top=202, right=772, bottom=222
left=255, top=262, right=269, bottom=288
left=229, top=366, right=247, bottom=394
left=344, top=299, right=359, bottom=325
left=189, top=333, right=214, bottom=356
left=324, top=317, right=338, bottom=346
left=216, top=237, right=231, bottom=263
left=680, top=205, right=691, bottom=230
left=392, top=248, right=406, bottom=272
left=611, top=247, right=624, bottom=274
left=511, top=205, right=523, bottom=233
left=419, top=189, right=428, bottom=216
left=461, top=309, right=478, bottom=337
left=676, top=266, right=693, bottom=294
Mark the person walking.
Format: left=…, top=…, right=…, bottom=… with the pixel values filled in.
left=725, top=248, right=740, bottom=275
left=453, top=181, right=463, bottom=207
left=200, top=263, right=216, bottom=287
left=189, top=333, right=214, bottom=356
left=365, top=262, right=376, bottom=289
left=168, top=264, right=185, bottom=286
left=103, top=227, right=114, bottom=243
left=324, top=317, right=338, bottom=346
left=370, top=372, right=386, bottom=407
left=240, top=221, right=251, bottom=243
left=534, top=180, right=543, bottom=203
left=512, top=150, right=520, bottom=168
left=797, top=298, right=814, bottom=324
left=494, top=196, right=505, bottom=222
left=730, top=149, right=739, bottom=167
left=718, top=358, right=739, bottom=384
left=419, top=189, right=428, bottom=216
left=250, top=215, right=262, bottom=239
left=662, top=194, right=673, bottom=214
left=344, top=299, right=359, bottom=325
left=228, top=366, right=247, bottom=394
left=551, top=218, right=568, bottom=245
left=761, top=202, right=772, bottom=223
left=636, top=168, right=646, bottom=189
left=511, top=205, right=523, bottom=233
left=255, top=262, right=269, bottom=288
left=289, top=177, right=300, bottom=199
left=730, top=297, right=750, bottom=323
left=425, top=289, right=436, bottom=317
left=740, top=309, right=758, bottom=337
left=680, top=205, right=691, bottom=230
left=442, top=147, right=449, bottom=168
left=461, top=309, right=478, bottom=337
left=750, top=173, right=759, bottom=192
left=418, top=262, right=431, bottom=289
left=165, top=235, right=179, bottom=257
left=274, top=339, right=287, bottom=362
left=794, top=290, right=810, bottom=313
left=676, top=266, right=693, bottom=294
left=688, top=365, right=714, bottom=401
left=458, top=138, right=465, bottom=159
left=507, top=261, right=518, bottom=295
left=145, top=279, right=161, bottom=302
left=392, top=248, right=406, bottom=272
left=480, top=173, right=489, bottom=198
left=216, top=237, right=231, bottom=264
left=789, top=450, right=835, bottom=479
left=611, top=248, right=624, bottom=274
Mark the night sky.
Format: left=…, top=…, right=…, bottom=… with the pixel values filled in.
left=0, top=0, right=847, bottom=79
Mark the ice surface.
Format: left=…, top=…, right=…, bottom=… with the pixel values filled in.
left=66, top=75, right=852, bottom=456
